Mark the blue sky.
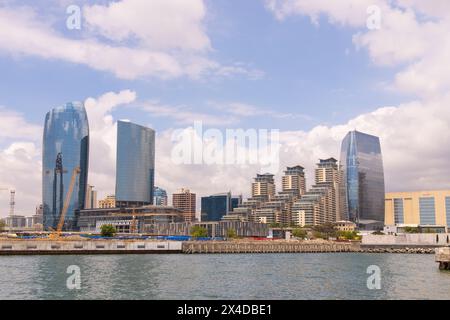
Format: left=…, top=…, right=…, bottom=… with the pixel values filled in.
left=0, top=0, right=411, bottom=132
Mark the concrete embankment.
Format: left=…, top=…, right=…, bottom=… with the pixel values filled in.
left=0, top=239, right=182, bottom=255
left=0, top=239, right=442, bottom=255
left=182, top=241, right=360, bottom=254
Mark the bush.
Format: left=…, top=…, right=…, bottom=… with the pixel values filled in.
left=338, top=230, right=360, bottom=240
left=292, top=228, right=307, bottom=239
left=191, top=225, right=208, bottom=238
left=100, top=224, right=116, bottom=237
left=226, top=228, right=238, bottom=239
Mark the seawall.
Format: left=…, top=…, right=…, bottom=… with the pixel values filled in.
left=0, top=239, right=182, bottom=255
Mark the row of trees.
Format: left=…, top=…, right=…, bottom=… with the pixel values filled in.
left=291, top=223, right=361, bottom=241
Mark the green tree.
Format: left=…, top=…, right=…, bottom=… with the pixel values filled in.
left=226, top=228, right=238, bottom=239
left=0, top=219, right=5, bottom=232
left=312, top=223, right=337, bottom=238
left=292, top=228, right=307, bottom=239
left=338, top=230, right=360, bottom=240
left=269, top=223, right=282, bottom=228
left=191, top=225, right=208, bottom=238
left=100, top=224, right=117, bottom=237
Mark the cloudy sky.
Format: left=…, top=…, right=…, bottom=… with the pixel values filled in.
left=1, top=0, right=450, bottom=217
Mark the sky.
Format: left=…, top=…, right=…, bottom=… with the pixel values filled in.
left=1, top=0, right=450, bottom=217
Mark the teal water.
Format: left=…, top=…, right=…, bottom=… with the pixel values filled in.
left=0, top=253, right=449, bottom=300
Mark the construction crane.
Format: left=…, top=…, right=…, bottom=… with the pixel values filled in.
left=0, top=188, right=15, bottom=233
left=49, top=166, right=80, bottom=240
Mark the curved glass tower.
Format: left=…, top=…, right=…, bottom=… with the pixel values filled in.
left=340, top=130, right=385, bottom=228
left=115, top=121, right=155, bottom=207
left=42, top=102, right=89, bottom=231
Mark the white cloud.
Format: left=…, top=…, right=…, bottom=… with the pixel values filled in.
left=139, top=101, right=238, bottom=126
left=265, top=0, right=450, bottom=97
left=0, top=107, right=42, bottom=142
left=0, top=1, right=260, bottom=80
left=83, top=0, right=210, bottom=52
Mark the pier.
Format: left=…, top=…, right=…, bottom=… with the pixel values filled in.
left=435, top=247, right=450, bottom=270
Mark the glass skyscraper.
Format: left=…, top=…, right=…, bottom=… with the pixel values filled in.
left=42, top=102, right=89, bottom=231
left=115, top=121, right=155, bottom=207
left=201, top=192, right=241, bottom=222
left=340, top=130, right=385, bottom=228
left=153, top=187, right=168, bottom=206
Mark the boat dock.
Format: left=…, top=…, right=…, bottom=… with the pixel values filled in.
left=435, top=247, right=450, bottom=270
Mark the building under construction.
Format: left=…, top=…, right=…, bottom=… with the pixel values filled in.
left=77, top=205, right=184, bottom=233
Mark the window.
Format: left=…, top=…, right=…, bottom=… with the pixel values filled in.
left=445, top=197, right=450, bottom=228
left=393, top=198, right=404, bottom=224
left=419, top=197, right=436, bottom=225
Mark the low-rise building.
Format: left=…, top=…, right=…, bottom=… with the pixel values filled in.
left=149, top=221, right=268, bottom=238
left=98, top=195, right=116, bottom=209
left=335, top=220, right=357, bottom=232
left=385, top=190, right=450, bottom=231
left=77, top=205, right=184, bottom=233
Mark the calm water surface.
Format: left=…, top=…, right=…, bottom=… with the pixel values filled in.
left=0, top=253, right=449, bottom=300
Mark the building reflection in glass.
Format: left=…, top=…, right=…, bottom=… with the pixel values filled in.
left=340, top=130, right=385, bottom=228
left=42, top=102, right=89, bottom=230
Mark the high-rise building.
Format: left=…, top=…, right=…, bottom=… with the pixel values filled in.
left=42, top=102, right=89, bottom=231
left=315, top=158, right=341, bottom=221
left=340, top=130, right=385, bottom=229
left=201, top=192, right=241, bottom=222
left=115, top=121, right=155, bottom=208
left=154, top=187, right=168, bottom=206
left=85, top=184, right=97, bottom=209
left=290, top=159, right=342, bottom=227
left=282, top=166, right=306, bottom=197
left=98, top=195, right=116, bottom=209
left=173, top=188, right=196, bottom=222
left=252, top=173, right=275, bottom=202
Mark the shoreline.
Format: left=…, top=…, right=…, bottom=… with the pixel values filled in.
left=0, top=239, right=441, bottom=255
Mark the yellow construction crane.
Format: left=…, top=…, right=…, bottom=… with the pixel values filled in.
left=49, top=167, right=80, bottom=240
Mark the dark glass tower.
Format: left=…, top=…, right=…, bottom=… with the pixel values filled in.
left=115, top=121, right=155, bottom=207
left=340, top=130, right=385, bottom=228
left=42, top=102, right=89, bottom=231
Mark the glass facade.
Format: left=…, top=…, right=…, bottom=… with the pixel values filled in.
left=340, top=130, right=385, bottom=226
left=42, top=102, right=89, bottom=231
left=446, top=197, right=450, bottom=228
left=115, top=121, right=155, bottom=206
left=153, top=187, right=168, bottom=206
left=201, top=194, right=229, bottom=222
left=393, top=198, right=404, bottom=224
left=419, top=197, right=436, bottom=225
left=201, top=193, right=241, bottom=222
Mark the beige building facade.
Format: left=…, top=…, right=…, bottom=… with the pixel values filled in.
left=385, top=190, right=450, bottom=228
left=173, top=188, right=196, bottom=222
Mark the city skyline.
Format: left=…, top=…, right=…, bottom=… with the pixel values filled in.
left=2, top=1, right=450, bottom=216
